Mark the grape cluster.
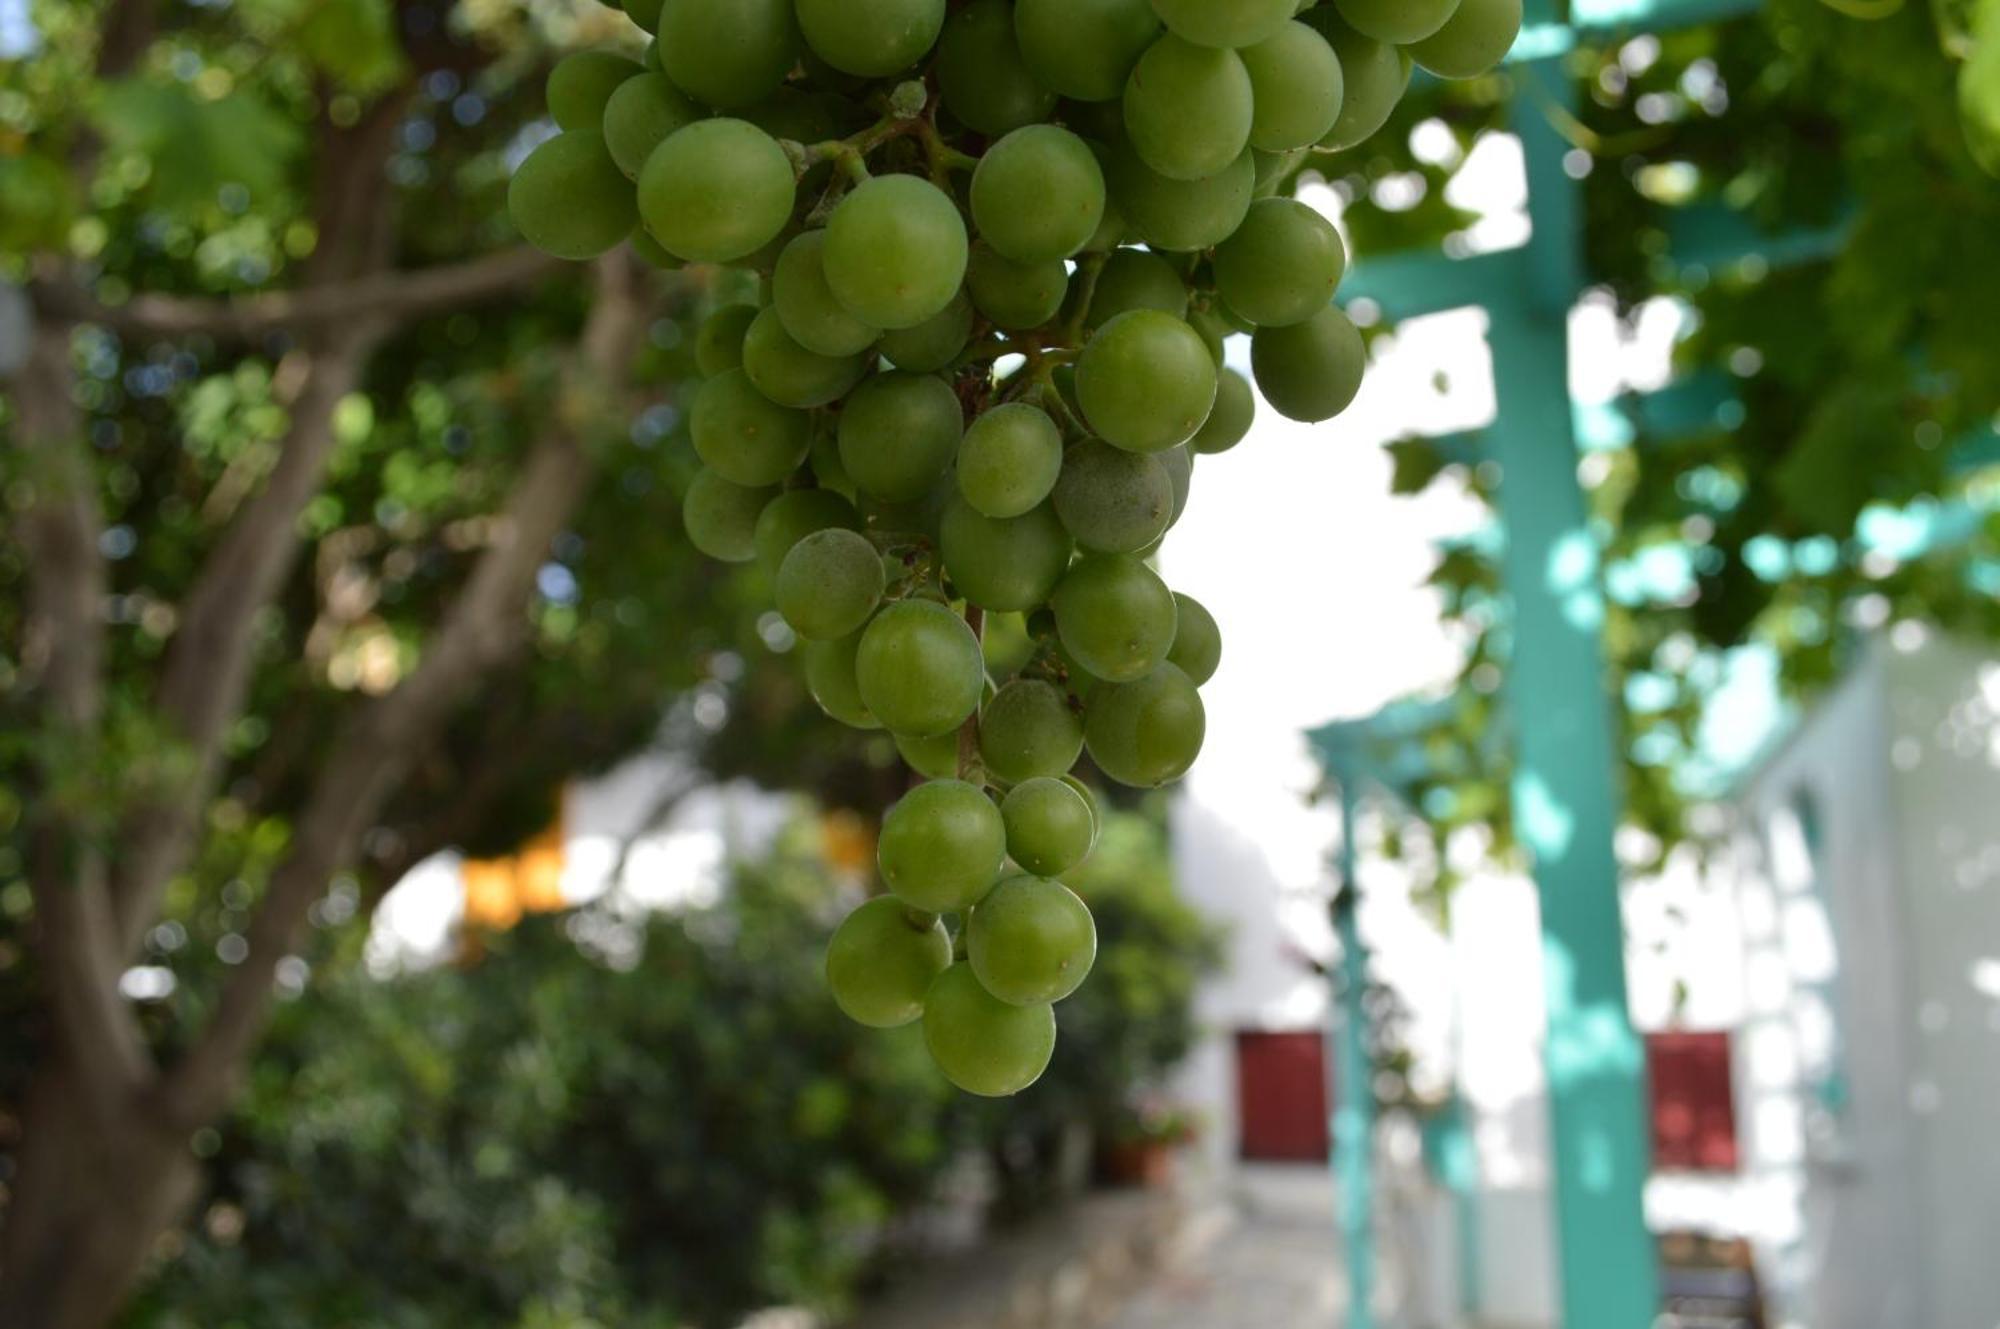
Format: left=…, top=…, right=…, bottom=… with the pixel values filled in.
left=510, top=0, right=1519, bottom=1095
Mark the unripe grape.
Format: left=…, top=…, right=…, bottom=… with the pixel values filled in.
left=941, top=497, right=1074, bottom=612
left=824, top=175, right=969, bottom=330
left=1334, top=0, right=1462, bottom=44
left=695, top=303, right=759, bottom=376
left=1084, top=661, right=1206, bottom=787
left=1051, top=554, right=1178, bottom=683
left=856, top=599, right=986, bottom=738
left=1107, top=143, right=1254, bottom=252
left=1151, top=0, right=1294, bottom=47
left=1304, top=11, right=1411, bottom=151
left=1190, top=367, right=1254, bottom=454
left=1000, top=781, right=1097, bottom=876
left=797, top=0, right=946, bottom=77
left=1159, top=442, right=1193, bottom=528
left=1239, top=21, right=1344, bottom=152
left=1185, top=304, right=1230, bottom=364
left=1406, top=0, right=1522, bottom=78
left=980, top=678, right=1085, bottom=783
left=638, top=119, right=795, bottom=263
left=826, top=896, right=952, bottom=1027
left=923, top=963, right=1056, bottom=1096
left=548, top=50, right=643, bottom=131
left=691, top=369, right=811, bottom=486
left=837, top=372, right=965, bottom=502
left=508, top=131, right=636, bottom=261
left=1251, top=304, right=1366, bottom=422
left=1123, top=34, right=1253, bottom=182
left=878, top=779, right=1006, bottom=911
left=656, top=0, right=797, bottom=109
left=966, top=242, right=1069, bottom=331
left=1077, top=309, right=1217, bottom=453
left=754, top=488, right=862, bottom=580
left=1051, top=438, right=1174, bottom=553
left=742, top=306, right=870, bottom=408
left=1166, top=590, right=1221, bottom=684
left=1212, top=196, right=1346, bottom=328
left=628, top=224, right=681, bottom=270
left=959, top=403, right=1064, bottom=519
left=623, top=0, right=663, bottom=34
left=878, top=290, right=975, bottom=373
left=1061, top=774, right=1102, bottom=836
left=602, top=73, right=700, bottom=177
left=1253, top=146, right=1311, bottom=197
left=777, top=528, right=886, bottom=640
left=803, top=628, right=881, bottom=728
left=970, top=126, right=1106, bottom=264
left=773, top=231, right=880, bottom=357
left=1081, top=248, right=1188, bottom=331
left=1014, top=0, right=1159, bottom=102
left=967, top=873, right=1096, bottom=1004
left=895, top=728, right=961, bottom=780
left=937, top=0, right=1059, bottom=136
left=681, top=468, right=773, bottom=563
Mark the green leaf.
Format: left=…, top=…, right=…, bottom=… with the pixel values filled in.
left=1962, top=0, right=2000, bottom=173
left=0, top=153, right=76, bottom=251
left=89, top=79, right=303, bottom=212
left=298, top=0, right=409, bottom=95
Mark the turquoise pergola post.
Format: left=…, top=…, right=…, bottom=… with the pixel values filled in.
left=1329, top=777, right=1376, bottom=1329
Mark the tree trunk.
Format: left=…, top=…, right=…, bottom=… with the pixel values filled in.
left=0, top=1065, right=198, bottom=1329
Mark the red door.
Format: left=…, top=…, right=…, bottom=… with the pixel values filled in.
left=1647, top=1030, right=1739, bottom=1172
left=1235, top=1030, right=1330, bottom=1161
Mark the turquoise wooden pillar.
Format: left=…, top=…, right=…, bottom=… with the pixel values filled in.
left=1330, top=778, right=1377, bottom=1329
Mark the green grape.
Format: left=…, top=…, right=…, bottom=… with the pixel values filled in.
left=837, top=372, right=965, bottom=502
left=1083, top=195, right=1129, bottom=253
left=826, top=896, right=952, bottom=1027
left=803, top=629, right=882, bottom=728
left=856, top=599, right=986, bottom=738
left=999, top=781, right=1097, bottom=876
left=1014, top=0, right=1159, bottom=102
left=1051, top=438, right=1173, bottom=553
left=1076, top=309, right=1218, bottom=452
left=979, top=678, right=1085, bottom=783
left=809, top=428, right=856, bottom=498
left=895, top=728, right=961, bottom=779
left=623, top=0, right=663, bottom=34
left=1406, top=0, right=1521, bottom=77
left=878, top=289, right=975, bottom=372
left=1212, top=196, right=1346, bottom=328
left=1051, top=554, right=1177, bottom=682
left=823, top=175, right=970, bottom=330
left=1304, top=11, right=1411, bottom=151
left=1239, top=21, right=1344, bottom=152
left=1252, top=146, right=1310, bottom=197
left=878, top=779, right=1006, bottom=910
left=1081, top=247, right=1188, bottom=331
left=773, top=231, right=880, bottom=357
left=754, top=488, right=862, bottom=579
left=745, top=83, right=853, bottom=142
left=656, top=0, right=797, bottom=108
left=1150, top=0, right=1294, bottom=47
left=967, top=873, right=1096, bottom=1004
left=742, top=305, right=869, bottom=408
left=695, top=303, right=760, bottom=376
left=1123, top=34, right=1253, bottom=182
left=508, top=131, right=636, bottom=261
left=1159, top=442, right=1193, bottom=527
left=1190, top=366, right=1254, bottom=454
left=970, top=126, right=1106, bottom=264
left=1107, top=143, right=1254, bottom=252
left=965, top=242, right=1069, bottom=331
left=923, top=963, right=1056, bottom=1096
left=941, top=497, right=1073, bottom=612
left=628, top=224, right=682, bottom=270
left=1334, top=0, right=1461, bottom=43
left=681, top=467, right=773, bottom=563
left=1165, top=590, right=1220, bottom=684
left=637, top=119, right=795, bottom=263
left=602, top=72, right=700, bottom=177
left=548, top=50, right=643, bottom=131
left=1084, top=661, right=1205, bottom=786
left=776, top=528, right=886, bottom=640
left=937, top=0, right=1059, bottom=136
left=1251, top=303, right=1365, bottom=422
left=691, top=368, right=812, bottom=485
left=797, top=0, right=945, bottom=76
left=958, top=403, right=1064, bottom=519
left=1060, top=773, right=1102, bottom=836
left=1186, top=303, right=1230, bottom=364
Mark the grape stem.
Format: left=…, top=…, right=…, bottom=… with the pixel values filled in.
left=956, top=605, right=985, bottom=785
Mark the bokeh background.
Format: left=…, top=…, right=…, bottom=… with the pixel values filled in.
left=3, top=1, right=1998, bottom=1327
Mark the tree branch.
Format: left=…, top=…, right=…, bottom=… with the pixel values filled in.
left=159, top=253, right=647, bottom=1126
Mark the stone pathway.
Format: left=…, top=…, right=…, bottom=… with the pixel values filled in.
left=1099, top=1163, right=1349, bottom=1329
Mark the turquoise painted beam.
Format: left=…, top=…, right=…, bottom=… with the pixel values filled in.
left=1331, top=782, right=1377, bottom=1329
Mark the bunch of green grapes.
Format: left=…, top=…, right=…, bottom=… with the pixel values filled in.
left=509, top=0, right=1519, bottom=1096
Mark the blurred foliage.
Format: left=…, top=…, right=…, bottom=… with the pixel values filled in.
left=116, top=814, right=1218, bottom=1329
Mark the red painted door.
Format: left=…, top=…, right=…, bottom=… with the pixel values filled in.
left=1647, top=1030, right=1739, bottom=1172
left=1235, top=1030, right=1330, bottom=1161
